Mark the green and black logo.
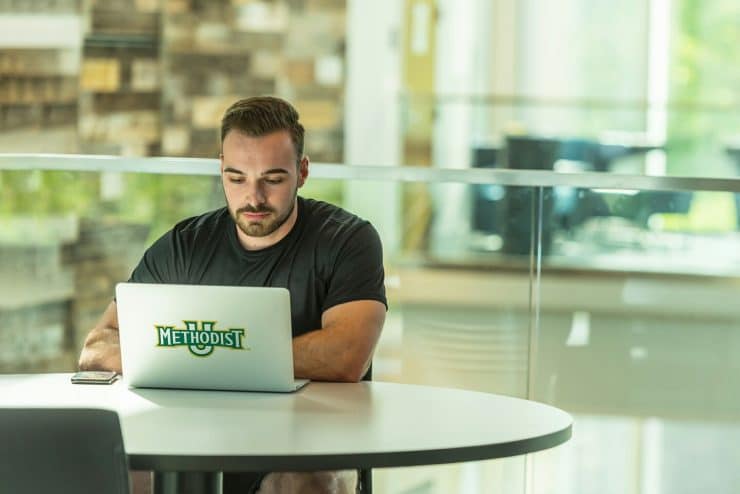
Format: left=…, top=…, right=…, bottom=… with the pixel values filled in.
left=155, top=320, right=247, bottom=357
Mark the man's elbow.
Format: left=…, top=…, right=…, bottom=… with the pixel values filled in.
left=78, top=335, right=100, bottom=371
left=77, top=327, right=121, bottom=373
left=337, top=367, right=364, bottom=383
left=337, top=353, right=372, bottom=383
left=78, top=350, right=95, bottom=371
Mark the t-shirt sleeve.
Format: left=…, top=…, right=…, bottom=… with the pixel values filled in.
left=323, top=222, right=387, bottom=311
left=128, top=229, right=186, bottom=284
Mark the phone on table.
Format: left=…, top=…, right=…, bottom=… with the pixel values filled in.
left=70, top=371, right=120, bottom=385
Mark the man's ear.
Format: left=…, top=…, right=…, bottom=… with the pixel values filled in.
left=298, top=156, right=310, bottom=188
left=219, top=153, right=225, bottom=175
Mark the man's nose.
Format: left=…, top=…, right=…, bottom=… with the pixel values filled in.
left=244, top=181, right=266, bottom=205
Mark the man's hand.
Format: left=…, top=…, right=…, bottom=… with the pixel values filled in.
left=293, top=299, right=385, bottom=382
left=78, top=301, right=122, bottom=373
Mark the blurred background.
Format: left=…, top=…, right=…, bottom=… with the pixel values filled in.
left=1, top=0, right=739, bottom=493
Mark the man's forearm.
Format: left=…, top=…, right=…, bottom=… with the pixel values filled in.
left=292, top=328, right=373, bottom=383
left=78, top=327, right=123, bottom=373
left=293, top=300, right=385, bottom=382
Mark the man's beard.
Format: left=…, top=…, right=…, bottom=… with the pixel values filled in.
left=231, top=194, right=297, bottom=238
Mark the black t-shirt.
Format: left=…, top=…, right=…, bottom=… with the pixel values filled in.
left=128, top=197, right=387, bottom=337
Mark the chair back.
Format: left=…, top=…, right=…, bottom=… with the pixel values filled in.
left=0, top=407, right=130, bottom=494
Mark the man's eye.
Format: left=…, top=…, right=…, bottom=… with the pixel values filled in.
left=264, top=178, right=284, bottom=185
left=228, top=177, right=244, bottom=184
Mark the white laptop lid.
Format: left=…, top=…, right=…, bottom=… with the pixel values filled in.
left=116, top=282, right=308, bottom=393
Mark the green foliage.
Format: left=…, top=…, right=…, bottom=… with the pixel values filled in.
left=0, top=169, right=345, bottom=245
left=114, top=174, right=224, bottom=242
left=668, top=0, right=740, bottom=176
left=0, top=171, right=99, bottom=215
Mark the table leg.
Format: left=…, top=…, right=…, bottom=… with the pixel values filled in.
left=153, top=471, right=223, bottom=494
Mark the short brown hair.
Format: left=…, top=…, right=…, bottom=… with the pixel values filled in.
left=220, top=96, right=305, bottom=159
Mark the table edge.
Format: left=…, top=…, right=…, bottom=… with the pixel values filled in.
left=128, top=422, right=572, bottom=472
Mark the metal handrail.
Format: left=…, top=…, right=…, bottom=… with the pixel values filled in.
left=2, top=153, right=740, bottom=193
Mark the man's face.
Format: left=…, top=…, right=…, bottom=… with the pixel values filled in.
left=220, top=130, right=308, bottom=248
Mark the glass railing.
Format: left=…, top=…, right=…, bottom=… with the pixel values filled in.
left=2, top=154, right=739, bottom=494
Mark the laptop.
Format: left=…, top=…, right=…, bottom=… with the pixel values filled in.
left=115, top=282, right=309, bottom=393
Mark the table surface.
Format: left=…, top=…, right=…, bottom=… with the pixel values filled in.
left=0, top=373, right=572, bottom=472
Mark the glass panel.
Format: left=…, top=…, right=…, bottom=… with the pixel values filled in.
left=4, top=158, right=740, bottom=493
left=532, top=185, right=740, bottom=494
left=0, top=166, right=538, bottom=493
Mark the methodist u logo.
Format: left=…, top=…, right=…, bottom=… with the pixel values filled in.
left=155, top=320, right=246, bottom=357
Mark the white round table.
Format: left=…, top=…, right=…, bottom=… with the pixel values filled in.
left=0, top=373, right=572, bottom=491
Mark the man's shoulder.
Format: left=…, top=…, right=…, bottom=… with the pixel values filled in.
left=170, top=207, right=230, bottom=242
left=174, top=207, right=229, bottom=231
left=301, top=197, right=369, bottom=230
left=299, top=197, right=379, bottom=256
left=134, top=208, right=232, bottom=282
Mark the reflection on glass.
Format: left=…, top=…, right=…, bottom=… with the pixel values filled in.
left=2, top=165, right=740, bottom=494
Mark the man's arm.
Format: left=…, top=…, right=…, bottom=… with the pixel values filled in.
left=78, top=301, right=122, bottom=373
left=292, top=299, right=386, bottom=383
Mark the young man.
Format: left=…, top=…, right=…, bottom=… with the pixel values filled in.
left=79, top=96, right=387, bottom=494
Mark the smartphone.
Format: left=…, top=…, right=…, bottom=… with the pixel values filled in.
left=70, top=371, right=120, bottom=385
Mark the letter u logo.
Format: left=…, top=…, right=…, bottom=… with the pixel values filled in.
left=186, top=320, right=215, bottom=357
